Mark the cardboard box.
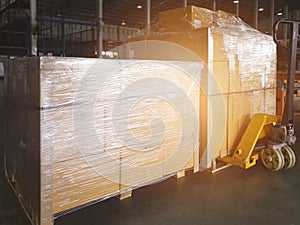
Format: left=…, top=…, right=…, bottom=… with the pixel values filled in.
left=158, top=6, right=214, bottom=32
left=157, top=6, right=234, bottom=33
left=3, top=57, right=201, bottom=224
left=127, top=5, right=276, bottom=169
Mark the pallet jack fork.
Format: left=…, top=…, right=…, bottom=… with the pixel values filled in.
left=219, top=19, right=300, bottom=171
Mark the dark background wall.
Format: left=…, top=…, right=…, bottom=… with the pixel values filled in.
left=0, top=77, right=4, bottom=169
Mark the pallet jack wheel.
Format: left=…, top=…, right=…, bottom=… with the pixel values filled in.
left=260, top=148, right=285, bottom=171
left=281, top=146, right=296, bottom=169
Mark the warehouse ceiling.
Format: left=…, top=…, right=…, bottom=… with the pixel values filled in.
left=36, top=0, right=300, bottom=29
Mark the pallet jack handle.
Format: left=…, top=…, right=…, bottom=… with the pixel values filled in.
left=273, top=19, right=300, bottom=127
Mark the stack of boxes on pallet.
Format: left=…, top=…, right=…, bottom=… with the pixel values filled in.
left=2, top=5, right=276, bottom=225
left=3, top=57, right=201, bottom=224
left=128, top=5, right=276, bottom=168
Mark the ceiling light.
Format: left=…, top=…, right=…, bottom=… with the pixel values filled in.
left=137, top=5, right=142, bottom=9
left=121, top=21, right=126, bottom=26
left=258, top=7, right=264, bottom=12
left=233, top=0, right=239, bottom=4
left=277, top=12, right=283, bottom=16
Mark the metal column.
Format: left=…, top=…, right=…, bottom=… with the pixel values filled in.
left=97, top=0, right=103, bottom=58
left=61, top=18, right=65, bottom=56
left=213, top=0, right=216, bottom=11
left=270, top=0, right=274, bottom=35
left=236, top=2, right=239, bottom=17
left=30, top=0, right=37, bottom=56
left=283, top=5, right=289, bottom=40
left=254, top=0, right=258, bottom=29
left=147, top=0, right=151, bottom=34
left=294, top=10, right=300, bottom=20
left=184, top=0, right=187, bottom=7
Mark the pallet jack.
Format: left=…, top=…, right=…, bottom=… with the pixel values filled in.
left=219, top=19, right=300, bottom=171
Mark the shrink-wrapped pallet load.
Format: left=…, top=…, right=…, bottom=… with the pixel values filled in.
left=2, top=5, right=277, bottom=225
left=125, top=5, right=276, bottom=169
left=2, top=57, right=202, bottom=224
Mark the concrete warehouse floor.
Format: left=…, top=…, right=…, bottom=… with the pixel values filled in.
left=0, top=77, right=300, bottom=225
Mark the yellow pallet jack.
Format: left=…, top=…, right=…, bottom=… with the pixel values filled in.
left=219, top=19, right=299, bottom=171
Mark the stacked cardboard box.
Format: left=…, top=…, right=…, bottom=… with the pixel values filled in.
left=3, top=57, right=201, bottom=224
left=157, top=6, right=214, bottom=32
left=127, top=6, right=276, bottom=169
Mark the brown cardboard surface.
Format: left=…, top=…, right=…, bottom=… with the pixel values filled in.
left=265, top=88, right=276, bottom=115
left=211, top=33, right=229, bottom=62
left=3, top=57, right=42, bottom=224
left=5, top=57, right=201, bottom=219
left=208, top=95, right=228, bottom=155
left=227, top=92, right=253, bottom=152
left=226, top=89, right=276, bottom=153
left=158, top=6, right=214, bottom=32
left=210, top=61, right=230, bottom=94
left=129, top=28, right=209, bottom=63
left=52, top=156, right=120, bottom=214
left=128, top=7, right=276, bottom=168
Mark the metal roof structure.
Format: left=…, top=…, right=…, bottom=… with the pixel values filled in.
left=36, top=0, right=300, bottom=29
left=0, top=0, right=299, bottom=56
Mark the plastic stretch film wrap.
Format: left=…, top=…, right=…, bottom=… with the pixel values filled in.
left=127, top=5, right=276, bottom=166
left=3, top=57, right=202, bottom=225
left=210, top=11, right=276, bottom=156
left=156, top=6, right=214, bottom=33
